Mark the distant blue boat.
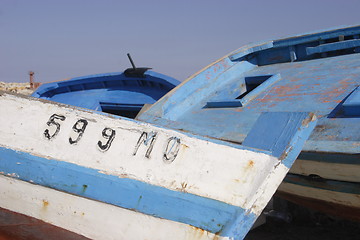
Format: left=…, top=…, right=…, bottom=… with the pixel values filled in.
left=138, top=25, right=360, bottom=221
left=32, top=69, right=179, bottom=118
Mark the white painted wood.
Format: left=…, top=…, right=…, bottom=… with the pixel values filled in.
left=0, top=175, right=225, bottom=240
left=0, top=92, right=309, bottom=239
left=0, top=92, right=280, bottom=211
left=248, top=163, right=289, bottom=214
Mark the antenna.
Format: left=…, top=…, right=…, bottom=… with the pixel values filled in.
left=127, top=53, right=136, bottom=70
left=124, top=53, right=151, bottom=78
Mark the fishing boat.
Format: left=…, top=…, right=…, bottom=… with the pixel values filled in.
left=137, top=25, right=360, bottom=221
left=0, top=71, right=316, bottom=238
left=31, top=55, right=180, bottom=119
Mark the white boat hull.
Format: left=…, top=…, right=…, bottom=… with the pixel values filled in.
left=0, top=92, right=316, bottom=239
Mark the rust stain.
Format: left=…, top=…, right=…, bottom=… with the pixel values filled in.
left=269, top=84, right=303, bottom=96
left=42, top=200, right=49, bottom=209
left=290, top=77, right=302, bottom=82
left=279, top=151, right=289, bottom=161
left=243, top=160, right=255, bottom=173
left=326, top=135, right=336, bottom=140
left=318, top=78, right=355, bottom=103
left=314, top=124, right=327, bottom=133
left=301, top=113, right=316, bottom=126
left=188, top=226, right=221, bottom=240
left=181, top=143, right=189, bottom=149
left=180, top=182, right=188, bottom=192
left=213, top=63, right=222, bottom=73
left=255, top=84, right=320, bottom=104
left=253, top=77, right=357, bottom=106
left=118, top=173, right=131, bottom=178
left=187, top=226, right=206, bottom=240
left=319, top=87, right=346, bottom=103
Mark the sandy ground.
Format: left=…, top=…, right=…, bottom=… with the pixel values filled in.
left=0, top=82, right=34, bottom=95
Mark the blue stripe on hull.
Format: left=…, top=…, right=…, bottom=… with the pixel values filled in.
left=0, top=146, right=256, bottom=238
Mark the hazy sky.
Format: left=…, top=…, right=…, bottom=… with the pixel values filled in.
left=1, top=0, right=360, bottom=83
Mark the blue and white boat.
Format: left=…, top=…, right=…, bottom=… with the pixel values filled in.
left=32, top=65, right=179, bottom=119
left=138, top=25, right=360, bottom=221
left=0, top=63, right=316, bottom=238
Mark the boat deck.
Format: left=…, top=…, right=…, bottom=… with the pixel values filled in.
left=139, top=52, right=360, bottom=154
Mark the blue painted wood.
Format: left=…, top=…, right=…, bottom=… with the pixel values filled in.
left=306, top=39, right=360, bottom=55
left=239, top=74, right=281, bottom=106
left=158, top=60, right=256, bottom=121
left=205, top=75, right=281, bottom=108
left=242, top=112, right=314, bottom=159
left=229, top=42, right=273, bottom=61
left=343, top=86, right=360, bottom=116
left=138, top=26, right=360, bottom=155
left=289, top=46, right=297, bottom=62
left=273, top=25, right=360, bottom=48
left=0, top=146, right=253, bottom=236
left=227, top=25, right=360, bottom=66
left=137, top=26, right=360, bottom=219
left=221, top=212, right=259, bottom=240
left=32, top=71, right=180, bottom=118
